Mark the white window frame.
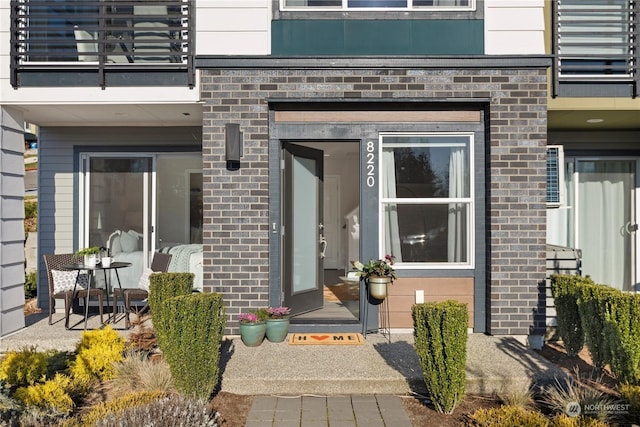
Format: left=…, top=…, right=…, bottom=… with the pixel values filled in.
left=378, top=132, right=475, bottom=270
left=280, top=0, right=475, bottom=12
left=78, top=153, right=156, bottom=268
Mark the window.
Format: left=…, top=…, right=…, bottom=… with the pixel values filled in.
left=380, top=134, right=473, bottom=267
left=281, top=0, right=473, bottom=10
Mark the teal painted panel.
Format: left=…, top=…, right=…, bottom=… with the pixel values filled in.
left=272, top=20, right=483, bottom=55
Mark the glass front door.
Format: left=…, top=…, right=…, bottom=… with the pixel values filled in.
left=282, top=143, right=325, bottom=315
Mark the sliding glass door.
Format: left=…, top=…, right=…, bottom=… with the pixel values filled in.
left=80, top=156, right=152, bottom=259
left=548, top=157, right=639, bottom=291
left=80, top=152, right=202, bottom=288
left=574, top=159, right=637, bottom=291
left=155, top=154, right=203, bottom=249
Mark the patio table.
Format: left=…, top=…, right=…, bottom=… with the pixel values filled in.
left=62, top=262, right=131, bottom=329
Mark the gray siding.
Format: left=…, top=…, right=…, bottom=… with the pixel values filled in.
left=0, top=107, right=25, bottom=337
left=37, top=127, right=202, bottom=312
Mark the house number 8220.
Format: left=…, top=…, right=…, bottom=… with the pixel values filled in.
left=366, top=141, right=375, bottom=188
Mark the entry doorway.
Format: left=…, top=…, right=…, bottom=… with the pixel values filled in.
left=281, top=141, right=360, bottom=322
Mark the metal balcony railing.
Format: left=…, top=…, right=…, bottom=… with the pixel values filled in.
left=10, top=0, right=194, bottom=88
left=552, top=0, right=640, bottom=97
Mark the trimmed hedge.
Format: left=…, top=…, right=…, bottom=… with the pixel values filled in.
left=147, top=272, right=194, bottom=349
left=603, top=291, right=640, bottom=383
left=412, top=300, right=468, bottom=414
left=551, top=274, right=640, bottom=384
left=550, top=274, right=592, bottom=356
left=160, top=292, right=226, bottom=400
left=576, top=282, right=618, bottom=369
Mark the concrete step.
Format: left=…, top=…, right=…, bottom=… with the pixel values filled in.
left=219, top=333, right=565, bottom=396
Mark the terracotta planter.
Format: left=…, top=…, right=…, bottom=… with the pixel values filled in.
left=368, top=277, right=390, bottom=300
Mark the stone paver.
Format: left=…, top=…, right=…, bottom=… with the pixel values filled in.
left=247, top=394, right=412, bottom=427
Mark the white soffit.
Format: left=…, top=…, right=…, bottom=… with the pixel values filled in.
left=15, top=103, right=203, bottom=127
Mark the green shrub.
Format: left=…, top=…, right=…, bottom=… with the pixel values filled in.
left=70, top=326, right=126, bottom=382
left=24, top=201, right=37, bottom=220
left=412, top=301, right=468, bottom=414
left=147, top=272, right=194, bottom=349
left=24, top=201, right=37, bottom=233
left=620, top=383, right=640, bottom=422
left=602, top=292, right=640, bottom=384
left=0, top=347, right=48, bottom=387
left=576, top=282, right=618, bottom=369
left=551, top=275, right=593, bottom=356
left=550, top=414, right=610, bottom=427
left=14, top=373, right=75, bottom=415
left=70, top=390, right=167, bottom=427
left=24, top=271, right=37, bottom=299
left=92, top=394, right=219, bottom=427
left=160, top=292, right=225, bottom=400
left=467, top=405, right=549, bottom=426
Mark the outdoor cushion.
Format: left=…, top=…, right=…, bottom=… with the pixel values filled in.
left=52, top=269, right=89, bottom=293
left=138, top=267, right=154, bottom=292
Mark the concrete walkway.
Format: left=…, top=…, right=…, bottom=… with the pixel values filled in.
left=1, top=312, right=566, bottom=426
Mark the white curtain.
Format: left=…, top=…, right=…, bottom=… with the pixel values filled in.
left=382, top=149, right=402, bottom=262
left=447, top=147, right=465, bottom=262
left=577, top=161, right=633, bottom=291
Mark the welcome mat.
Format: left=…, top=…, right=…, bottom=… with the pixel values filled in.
left=288, top=333, right=364, bottom=345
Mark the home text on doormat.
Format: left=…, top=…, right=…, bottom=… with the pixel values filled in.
left=288, top=333, right=364, bottom=345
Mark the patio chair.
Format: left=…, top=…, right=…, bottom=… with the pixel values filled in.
left=43, top=253, right=104, bottom=329
left=132, top=4, right=175, bottom=62
left=113, top=252, right=172, bottom=328
left=74, top=27, right=99, bottom=62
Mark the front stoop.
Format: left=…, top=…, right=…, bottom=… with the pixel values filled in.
left=219, top=334, right=566, bottom=396
left=1, top=317, right=565, bottom=397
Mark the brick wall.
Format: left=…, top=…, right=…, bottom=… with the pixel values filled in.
left=200, top=67, right=548, bottom=335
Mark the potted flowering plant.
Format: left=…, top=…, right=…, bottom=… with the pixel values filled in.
left=351, top=254, right=397, bottom=300
left=238, top=311, right=267, bottom=347
left=265, top=306, right=291, bottom=342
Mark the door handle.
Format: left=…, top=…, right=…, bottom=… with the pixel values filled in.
left=319, top=235, right=327, bottom=258
left=625, top=221, right=639, bottom=234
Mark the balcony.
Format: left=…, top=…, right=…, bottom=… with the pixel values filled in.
left=552, top=0, right=639, bottom=98
left=10, top=0, right=194, bottom=88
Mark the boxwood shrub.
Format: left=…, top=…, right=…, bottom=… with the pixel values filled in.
left=553, top=274, right=640, bottom=385
left=602, top=291, right=640, bottom=384
left=576, top=282, right=618, bottom=369
left=147, top=272, right=194, bottom=349
left=412, top=300, right=468, bottom=414
left=550, top=274, right=593, bottom=356
left=160, top=292, right=225, bottom=400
